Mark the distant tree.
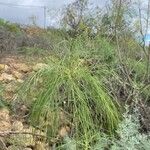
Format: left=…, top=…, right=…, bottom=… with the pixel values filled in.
left=62, top=0, right=89, bottom=36
left=61, top=0, right=134, bottom=38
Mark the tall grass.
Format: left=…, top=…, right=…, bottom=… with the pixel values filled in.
left=0, top=18, right=21, bottom=33
left=20, top=46, right=120, bottom=147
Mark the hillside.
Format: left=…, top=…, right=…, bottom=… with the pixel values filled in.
left=0, top=0, right=150, bottom=149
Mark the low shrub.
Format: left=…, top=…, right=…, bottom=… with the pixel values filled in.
left=61, top=108, right=150, bottom=150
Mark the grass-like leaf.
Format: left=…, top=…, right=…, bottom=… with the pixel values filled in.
left=20, top=53, right=120, bottom=146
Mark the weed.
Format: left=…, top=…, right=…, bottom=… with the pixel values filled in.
left=20, top=51, right=120, bottom=147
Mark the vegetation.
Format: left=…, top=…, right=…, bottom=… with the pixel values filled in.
left=0, top=0, right=150, bottom=149
left=63, top=108, right=150, bottom=150
left=20, top=49, right=120, bottom=146
left=0, top=18, right=21, bottom=33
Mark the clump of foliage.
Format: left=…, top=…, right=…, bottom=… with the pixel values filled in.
left=20, top=49, right=120, bottom=147
left=93, top=108, right=150, bottom=150
left=0, top=18, right=21, bottom=33
left=61, top=108, right=150, bottom=150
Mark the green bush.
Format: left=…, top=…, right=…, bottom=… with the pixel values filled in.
left=0, top=18, right=21, bottom=33
left=61, top=109, right=150, bottom=150
left=93, top=109, right=150, bottom=150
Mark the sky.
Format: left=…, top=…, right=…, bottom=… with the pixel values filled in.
left=144, top=34, right=150, bottom=41
left=0, top=0, right=108, bottom=27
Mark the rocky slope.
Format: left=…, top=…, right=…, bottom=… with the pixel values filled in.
left=0, top=55, right=49, bottom=150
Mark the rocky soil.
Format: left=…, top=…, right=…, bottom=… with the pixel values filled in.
left=0, top=55, right=53, bottom=150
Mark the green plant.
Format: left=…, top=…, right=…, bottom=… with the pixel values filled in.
left=92, top=108, right=150, bottom=150
left=17, top=46, right=46, bottom=56
left=59, top=136, right=77, bottom=150
left=0, top=18, right=21, bottom=33
left=0, top=84, right=8, bottom=108
left=58, top=108, right=150, bottom=150
left=19, top=51, right=120, bottom=148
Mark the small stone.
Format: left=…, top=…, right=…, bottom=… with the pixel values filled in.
left=12, top=63, right=30, bottom=73
left=0, top=108, right=11, bottom=131
left=0, top=64, right=11, bottom=73
left=0, top=76, right=3, bottom=81
left=34, top=141, right=45, bottom=150
left=8, top=134, right=34, bottom=147
left=3, top=65, right=10, bottom=73
left=12, top=71, right=23, bottom=79
left=33, top=63, right=48, bottom=71
left=0, top=121, right=11, bottom=132
left=0, top=108, right=10, bottom=121
left=0, top=64, right=5, bottom=71
left=20, top=105, right=28, bottom=112
left=12, top=121, right=24, bottom=131
left=58, top=126, right=70, bottom=138
left=8, top=128, right=35, bottom=147
left=17, top=79, right=24, bottom=83
left=7, top=145, right=22, bottom=150
left=0, top=73, right=16, bottom=82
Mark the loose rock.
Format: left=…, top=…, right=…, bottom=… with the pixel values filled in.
left=17, top=79, right=24, bottom=83
left=0, top=120, right=11, bottom=132
left=8, top=128, right=35, bottom=147
left=0, top=108, right=11, bottom=132
left=58, top=126, right=70, bottom=138
left=12, top=121, right=24, bottom=131
left=34, top=141, right=45, bottom=150
left=7, top=145, right=23, bottom=150
left=0, top=73, right=16, bottom=82
left=12, top=71, right=23, bottom=79
left=0, top=108, right=10, bottom=121
left=12, top=63, right=30, bottom=73
left=0, top=64, right=5, bottom=71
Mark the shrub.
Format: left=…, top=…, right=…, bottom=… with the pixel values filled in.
left=0, top=18, right=20, bottom=33
left=93, top=108, right=150, bottom=150
left=61, top=108, right=150, bottom=150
